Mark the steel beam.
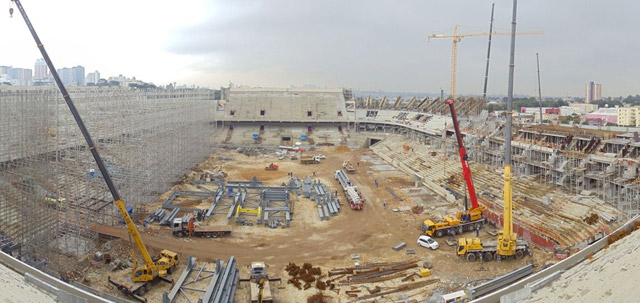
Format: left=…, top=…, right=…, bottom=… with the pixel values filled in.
left=164, top=256, right=197, bottom=303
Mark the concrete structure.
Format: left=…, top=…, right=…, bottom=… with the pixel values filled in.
left=618, top=106, right=638, bottom=126
left=585, top=81, right=602, bottom=103
left=2, top=85, right=640, bottom=301
left=213, top=87, right=639, bottom=223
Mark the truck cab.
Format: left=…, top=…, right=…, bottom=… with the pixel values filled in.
left=172, top=217, right=189, bottom=237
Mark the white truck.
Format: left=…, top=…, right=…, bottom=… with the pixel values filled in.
left=172, top=215, right=232, bottom=238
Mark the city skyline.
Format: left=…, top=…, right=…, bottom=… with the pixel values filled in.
left=1, top=1, right=639, bottom=96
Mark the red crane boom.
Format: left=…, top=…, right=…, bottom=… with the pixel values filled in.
left=446, top=99, right=480, bottom=210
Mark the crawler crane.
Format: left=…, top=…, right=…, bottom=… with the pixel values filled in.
left=10, top=0, right=178, bottom=299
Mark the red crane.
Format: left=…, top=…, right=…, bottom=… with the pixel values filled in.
left=446, top=99, right=484, bottom=222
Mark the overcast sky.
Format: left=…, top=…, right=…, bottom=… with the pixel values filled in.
left=1, top=0, right=638, bottom=97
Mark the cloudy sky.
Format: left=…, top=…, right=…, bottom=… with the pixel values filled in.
left=1, top=0, right=638, bottom=97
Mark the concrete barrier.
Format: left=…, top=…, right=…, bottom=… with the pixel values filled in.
left=0, top=251, right=113, bottom=303
left=471, top=215, right=640, bottom=303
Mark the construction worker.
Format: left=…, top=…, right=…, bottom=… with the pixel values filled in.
left=475, top=224, right=480, bottom=237
left=383, top=201, right=387, bottom=208
left=374, top=179, right=379, bottom=188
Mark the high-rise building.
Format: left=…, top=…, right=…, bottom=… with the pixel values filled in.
left=0, top=66, right=10, bottom=76
left=85, top=71, right=100, bottom=85
left=71, top=66, right=85, bottom=86
left=57, top=67, right=72, bottom=85
left=0, top=66, right=32, bottom=85
left=585, top=82, right=602, bottom=103
left=34, top=58, right=49, bottom=80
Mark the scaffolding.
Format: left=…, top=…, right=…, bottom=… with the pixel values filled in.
left=0, top=86, right=213, bottom=273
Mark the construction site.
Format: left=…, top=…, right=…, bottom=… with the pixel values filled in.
left=2, top=1, right=640, bottom=302
left=1, top=83, right=639, bottom=303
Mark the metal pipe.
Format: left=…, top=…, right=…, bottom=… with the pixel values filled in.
left=505, top=0, right=518, bottom=165
left=536, top=52, right=544, bottom=124
left=482, top=3, right=496, bottom=100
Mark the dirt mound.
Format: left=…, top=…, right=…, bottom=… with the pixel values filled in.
left=335, top=146, right=351, bottom=152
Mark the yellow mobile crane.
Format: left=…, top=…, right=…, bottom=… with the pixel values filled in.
left=10, top=1, right=178, bottom=299
left=457, top=0, right=530, bottom=262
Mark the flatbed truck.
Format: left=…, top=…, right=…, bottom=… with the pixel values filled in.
left=300, top=155, right=320, bottom=164
left=172, top=215, right=232, bottom=238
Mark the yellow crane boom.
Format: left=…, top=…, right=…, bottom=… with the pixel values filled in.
left=10, top=0, right=177, bottom=289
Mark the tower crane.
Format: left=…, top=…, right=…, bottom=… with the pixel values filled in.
left=428, top=24, right=542, bottom=98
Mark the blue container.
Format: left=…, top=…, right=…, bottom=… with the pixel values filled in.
left=252, top=133, right=259, bottom=140
left=228, top=188, right=234, bottom=197
left=301, top=135, right=307, bottom=141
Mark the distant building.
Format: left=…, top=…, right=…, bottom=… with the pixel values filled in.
left=56, top=66, right=84, bottom=85
left=85, top=71, right=100, bottom=85
left=570, top=103, right=598, bottom=114
left=0, top=66, right=10, bottom=77
left=585, top=108, right=617, bottom=126
left=617, top=107, right=639, bottom=127
left=56, top=67, right=72, bottom=85
left=585, top=82, right=602, bottom=103
left=34, top=58, right=49, bottom=80
left=71, top=66, right=85, bottom=86
left=0, top=66, right=32, bottom=85
left=559, top=106, right=577, bottom=116
left=11, top=68, right=32, bottom=85
left=520, top=107, right=560, bottom=115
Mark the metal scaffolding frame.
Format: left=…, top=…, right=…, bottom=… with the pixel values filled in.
left=0, top=86, right=213, bottom=272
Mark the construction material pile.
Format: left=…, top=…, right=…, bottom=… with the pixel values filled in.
left=325, top=260, right=439, bottom=301
left=286, top=262, right=333, bottom=290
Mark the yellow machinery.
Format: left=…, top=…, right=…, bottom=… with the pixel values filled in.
left=45, top=194, right=66, bottom=209
left=115, top=200, right=178, bottom=283
left=250, top=262, right=273, bottom=303
left=9, top=0, right=178, bottom=298
left=236, top=206, right=262, bottom=217
left=456, top=0, right=530, bottom=262
left=342, top=160, right=356, bottom=173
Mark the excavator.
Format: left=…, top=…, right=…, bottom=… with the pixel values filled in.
left=422, top=99, right=486, bottom=237
left=10, top=0, right=178, bottom=299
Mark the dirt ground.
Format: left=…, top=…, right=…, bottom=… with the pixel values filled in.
left=86, top=147, right=554, bottom=303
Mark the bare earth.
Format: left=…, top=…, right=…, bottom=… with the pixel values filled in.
left=88, top=147, right=554, bottom=302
